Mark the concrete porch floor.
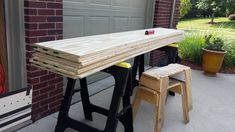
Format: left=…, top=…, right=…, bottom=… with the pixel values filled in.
left=17, top=70, right=235, bottom=132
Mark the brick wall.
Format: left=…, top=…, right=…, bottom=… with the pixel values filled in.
left=150, top=0, right=180, bottom=66
left=24, top=0, right=63, bottom=121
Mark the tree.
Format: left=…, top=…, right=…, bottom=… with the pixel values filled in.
left=180, top=0, right=192, bottom=18
left=225, top=0, right=235, bottom=16
left=196, top=0, right=222, bottom=23
left=196, top=0, right=235, bottom=22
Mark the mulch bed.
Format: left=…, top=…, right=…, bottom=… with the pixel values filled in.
left=181, top=60, right=235, bottom=74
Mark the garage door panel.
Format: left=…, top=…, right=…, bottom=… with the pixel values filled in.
left=130, top=0, right=146, bottom=8
left=91, top=0, right=111, bottom=5
left=64, top=16, right=85, bottom=38
left=112, top=0, right=129, bottom=7
left=63, top=0, right=150, bottom=87
left=88, top=16, right=110, bottom=35
left=113, top=16, right=129, bottom=32
left=67, top=0, right=86, bottom=3
left=130, top=17, right=145, bottom=30
left=64, top=0, right=87, bottom=8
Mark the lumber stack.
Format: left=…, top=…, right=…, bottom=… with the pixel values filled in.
left=30, top=28, right=184, bottom=79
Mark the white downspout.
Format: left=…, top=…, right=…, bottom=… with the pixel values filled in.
left=170, top=0, right=177, bottom=28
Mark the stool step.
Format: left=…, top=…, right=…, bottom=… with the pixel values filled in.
left=143, top=64, right=190, bottom=79
left=168, top=79, right=182, bottom=89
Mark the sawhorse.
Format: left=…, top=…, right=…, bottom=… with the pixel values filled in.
left=55, top=64, right=134, bottom=132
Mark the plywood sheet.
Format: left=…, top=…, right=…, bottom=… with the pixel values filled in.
left=31, top=33, right=183, bottom=78
left=34, top=28, right=184, bottom=64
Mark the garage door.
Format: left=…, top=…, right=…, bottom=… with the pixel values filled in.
left=63, top=0, right=153, bottom=87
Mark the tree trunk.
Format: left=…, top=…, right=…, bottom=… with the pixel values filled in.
left=209, top=13, right=215, bottom=24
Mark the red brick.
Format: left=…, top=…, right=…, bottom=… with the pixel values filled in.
left=48, top=29, right=62, bottom=35
left=56, top=82, right=63, bottom=89
left=48, top=76, right=63, bottom=84
left=33, top=82, right=48, bottom=90
left=38, top=36, right=55, bottom=42
left=26, top=51, right=33, bottom=58
left=32, top=93, right=48, bottom=102
left=27, top=70, right=48, bottom=78
left=40, top=86, right=54, bottom=94
left=40, top=95, right=57, bottom=107
left=49, top=99, right=62, bottom=109
left=24, top=1, right=46, bottom=8
left=40, top=74, right=56, bottom=82
left=25, top=37, right=38, bottom=43
left=47, top=16, right=62, bottom=22
left=25, top=16, right=47, bottom=22
left=49, top=88, right=63, bottom=96
left=24, top=9, right=37, bottom=15
left=32, top=102, right=40, bottom=109
left=39, top=23, right=55, bottom=29
left=25, top=23, right=38, bottom=30
left=56, top=23, right=63, bottom=29
left=47, top=2, right=62, bottom=9
left=26, top=65, right=39, bottom=71
left=56, top=35, right=63, bottom=40
left=33, top=90, right=40, bottom=97
left=31, top=105, right=48, bottom=115
left=38, top=9, right=55, bottom=15
left=28, top=78, right=40, bottom=85
left=56, top=10, right=62, bottom=15
left=25, top=30, right=47, bottom=37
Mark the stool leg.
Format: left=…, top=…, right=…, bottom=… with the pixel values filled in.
left=185, top=69, right=192, bottom=111
left=132, top=93, right=141, bottom=119
left=155, top=77, right=168, bottom=132
left=182, top=85, right=189, bottom=124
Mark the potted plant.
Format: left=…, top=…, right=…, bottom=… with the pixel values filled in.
left=202, top=35, right=227, bottom=76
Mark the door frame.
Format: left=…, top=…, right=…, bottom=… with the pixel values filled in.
left=4, top=0, right=27, bottom=91
left=0, top=0, right=8, bottom=91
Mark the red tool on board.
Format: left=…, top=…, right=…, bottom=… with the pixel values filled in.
left=145, top=30, right=155, bottom=35
left=0, top=64, right=6, bottom=94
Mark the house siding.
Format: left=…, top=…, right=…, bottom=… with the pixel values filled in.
left=24, top=0, right=63, bottom=121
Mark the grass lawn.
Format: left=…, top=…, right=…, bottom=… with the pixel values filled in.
left=177, top=17, right=235, bottom=44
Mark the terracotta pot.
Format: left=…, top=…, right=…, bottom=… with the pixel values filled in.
left=202, top=48, right=226, bottom=76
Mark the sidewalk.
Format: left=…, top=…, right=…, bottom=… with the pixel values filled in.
left=17, top=70, right=235, bottom=132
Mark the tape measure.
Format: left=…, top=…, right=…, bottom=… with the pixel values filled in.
left=145, top=30, right=155, bottom=35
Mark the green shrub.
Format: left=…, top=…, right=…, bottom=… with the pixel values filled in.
left=180, top=0, right=192, bottom=18
left=223, top=43, right=235, bottom=67
left=178, top=31, right=206, bottom=64
left=204, top=35, right=225, bottom=51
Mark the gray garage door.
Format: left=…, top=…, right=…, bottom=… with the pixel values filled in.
left=63, top=0, right=153, bottom=89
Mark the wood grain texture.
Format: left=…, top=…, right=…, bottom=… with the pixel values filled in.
left=0, top=0, right=8, bottom=91
left=31, top=34, right=183, bottom=78
left=30, top=28, right=184, bottom=79
left=34, top=28, right=184, bottom=64
left=133, top=65, right=192, bottom=132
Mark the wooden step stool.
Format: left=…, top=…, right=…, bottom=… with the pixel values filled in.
left=132, top=64, right=192, bottom=132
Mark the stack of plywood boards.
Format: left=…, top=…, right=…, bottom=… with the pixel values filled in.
left=30, top=28, right=184, bottom=79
